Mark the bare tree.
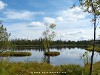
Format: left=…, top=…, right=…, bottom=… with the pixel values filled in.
left=42, top=23, right=56, bottom=53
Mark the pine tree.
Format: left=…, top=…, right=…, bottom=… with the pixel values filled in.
left=0, top=21, right=10, bottom=51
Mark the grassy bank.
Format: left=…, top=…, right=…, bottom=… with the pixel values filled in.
left=92, top=62, right=100, bottom=75
left=0, top=51, right=31, bottom=56
left=0, top=60, right=82, bottom=75
left=83, top=61, right=100, bottom=75
left=0, top=60, right=99, bottom=75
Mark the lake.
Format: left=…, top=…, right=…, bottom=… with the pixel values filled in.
left=1, top=48, right=100, bottom=66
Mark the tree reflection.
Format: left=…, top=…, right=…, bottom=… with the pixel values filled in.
left=81, top=51, right=91, bottom=65
left=42, top=52, right=50, bottom=64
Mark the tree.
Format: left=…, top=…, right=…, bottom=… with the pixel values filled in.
left=78, top=0, right=100, bottom=75
left=42, top=23, right=56, bottom=52
left=0, top=21, right=10, bottom=51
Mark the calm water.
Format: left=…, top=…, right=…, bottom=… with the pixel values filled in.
left=1, top=48, right=100, bottom=66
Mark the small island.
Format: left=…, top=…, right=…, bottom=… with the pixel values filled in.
left=0, top=51, right=31, bottom=56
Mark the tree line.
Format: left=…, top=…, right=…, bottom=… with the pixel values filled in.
left=10, top=38, right=100, bottom=47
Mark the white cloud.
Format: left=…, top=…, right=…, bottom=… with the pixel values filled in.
left=4, top=10, right=44, bottom=20
left=57, top=30, right=85, bottom=37
left=43, top=7, right=90, bottom=27
left=44, top=17, right=56, bottom=23
left=58, top=33, right=66, bottom=37
left=58, top=7, right=89, bottom=21
left=28, top=22, right=43, bottom=27
left=56, top=28, right=93, bottom=41
left=56, top=17, right=64, bottom=21
left=0, top=0, right=7, bottom=10
left=4, top=10, right=33, bottom=20
left=77, top=30, right=85, bottom=34
left=79, top=36, right=88, bottom=40
left=41, top=7, right=94, bottom=41
left=5, top=7, right=96, bottom=41
left=5, top=22, right=44, bottom=39
left=68, top=30, right=85, bottom=35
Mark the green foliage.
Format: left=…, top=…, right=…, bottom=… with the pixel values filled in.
left=9, top=39, right=98, bottom=49
left=79, top=0, right=100, bottom=15
left=0, top=21, right=10, bottom=50
left=42, top=23, right=56, bottom=52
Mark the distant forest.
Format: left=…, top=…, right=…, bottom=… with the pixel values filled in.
left=10, top=38, right=100, bottom=47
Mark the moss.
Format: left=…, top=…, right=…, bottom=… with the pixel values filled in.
left=0, top=51, right=31, bottom=56
left=44, top=52, right=60, bottom=56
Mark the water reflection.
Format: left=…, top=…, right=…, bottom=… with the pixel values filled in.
left=43, top=55, right=50, bottom=64
left=0, top=47, right=100, bottom=66
left=11, top=45, right=87, bottom=51
left=81, top=51, right=91, bottom=64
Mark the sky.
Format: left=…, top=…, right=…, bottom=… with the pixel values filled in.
left=0, top=0, right=100, bottom=41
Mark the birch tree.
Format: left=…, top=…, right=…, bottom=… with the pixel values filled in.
left=42, top=23, right=56, bottom=52
left=78, top=0, right=100, bottom=75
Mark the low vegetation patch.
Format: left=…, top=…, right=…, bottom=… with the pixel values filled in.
left=0, top=60, right=82, bottom=75
left=0, top=60, right=99, bottom=75
left=0, top=51, right=31, bottom=56
left=84, top=61, right=100, bottom=75
left=85, top=46, right=100, bottom=52
left=44, top=52, right=60, bottom=56
left=92, top=61, right=100, bottom=75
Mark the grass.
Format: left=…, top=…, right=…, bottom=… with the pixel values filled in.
left=0, top=51, right=31, bottom=56
left=83, top=61, right=100, bottom=75
left=92, top=61, right=100, bottom=75
left=0, top=60, right=99, bottom=75
left=44, top=52, right=60, bottom=56
left=0, top=60, right=82, bottom=75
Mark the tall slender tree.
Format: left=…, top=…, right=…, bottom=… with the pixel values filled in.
left=42, top=23, right=56, bottom=52
left=78, top=0, right=100, bottom=75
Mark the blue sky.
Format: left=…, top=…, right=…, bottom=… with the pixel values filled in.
left=0, top=0, right=100, bottom=41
